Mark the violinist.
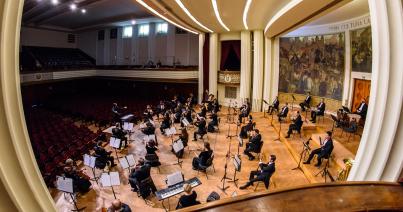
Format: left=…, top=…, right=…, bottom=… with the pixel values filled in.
left=160, top=112, right=172, bottom=134
left=238, top=100, right=251, bottom=124
left=63, top=158, right=91, bottom=193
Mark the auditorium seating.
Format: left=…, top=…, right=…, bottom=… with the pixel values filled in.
left=25, top=108, right=98, bottom=187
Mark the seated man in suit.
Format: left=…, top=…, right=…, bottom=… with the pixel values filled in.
left=238, top=100, right=251, bottom=124
left=160, top=112, right=171, bottom=134
left=94, top=141, right=116, bottom=168
left=193, top=117, right=207, bottom=140
left=299, top=92, right=312, bottom=112
left=239, top=115, right=255, bottom=139
left=128, top=158, right=155, bottom=192
left=304, top=131, right=334, bottom=167
left=343, top=118, right=358, bottom=133
left=267, top=96, right=279, bottom=115
left=277, top=103, right=289, bottom=122
left=285, top=110, right=303, bottom=138
left=355, top=98, right=368, bottom=119
left=243, top=129, right=262, bottom=160
left=63, top=160, right=92, bottom=194
left=112, top=123, right=128, bottom=149
left=310, top=98, right=326, bottom=123
left=239, top=155, right=276, bottom=190
left=192, top=142, right=213, bottom=170
left=207, top=110, right=219, bottom=132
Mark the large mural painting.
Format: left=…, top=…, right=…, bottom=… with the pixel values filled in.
left=351, top=26, right=372, bottom=73
left=279, top=33, right=345, bottom=100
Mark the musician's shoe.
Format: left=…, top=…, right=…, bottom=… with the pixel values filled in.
left=239, top=184, right=248, bottom=190
left=303, top=161, right=310, bottom=164
left=285, top=134, right=290, bottom=138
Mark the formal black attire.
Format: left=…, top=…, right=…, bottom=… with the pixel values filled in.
left=244, top=134, right=262, bottom=160
left=239, top=121, right=255, bottom=139
left=94, top=145, right=115, bottom=168
left=299, top=95, right=311, bottom=111
left=160, top=115, right=171, bottom=133
left=310, top=102, right=326, bottom=123
left=286, top=114, right=303, bottom=136
left=193, top=119, right=207, bottom=140
left=63, top=169, right=91, bottom=193
left=305, top=138, right=334, bottom=166
left=192, top=149, right=213, bottom=170
left=242, top=162, right=275, bottom=189
left=355, top=102, right=368, bottom=119
left=238, top=103, right=251, bottom=123
left=176, top=191, right=200, bottom=209
left=207, top=113, right=218, bottom=132
left=128, top=164, right=155, bottom=192
left=278, top=106, right=289, bottom=121
left=268, top=98, right=279, bottom=114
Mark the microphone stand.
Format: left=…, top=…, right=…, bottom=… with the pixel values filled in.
left=218, top=139, right=232, bottom=194
left=273, top=119, right=281, bottom=142
left=292, top=138, right=311, bottom=172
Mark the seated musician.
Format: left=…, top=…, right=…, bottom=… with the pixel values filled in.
left=310, top=98, right=326, bottom=123
left=143, top=105, right=154, bottom=121
left=243, top=129, right=262, bottom=160
left=285, top=110, right=303, bottom=138
left=112, top=103, right=126, bottom=123
left=172, top=128, right=189, bottom=158
left=128, top=158, right=155, bottom=192
left=267, top=96, right=279, bottom=115
left=107, top=199, right=132, bottom=212
left=239, top=155, right=276, bottom=190
left=304, top=131, right=334, bottom=167
left=192, top=142, right=213, bottom=170
left=94, top=141, right=116, bottom=168
left=63, top=158, right=92, bottom=193
left=277, top=103, right=289, bottom=122
left=182, top=106, right=193, bottom=124
left=112, top=123, right=127, bottom=149
left=207, top=110, right=219, bottom=132
left=145, top=140, right=161, bottom=166
left=193, top=117, right=207, bottom=141
left=355, top=98, right=368, bottom=119
left=343, top=118, right=358, bottom=133
left=212, top=98, right=220, bottom=113
left=156, top=101, right=166, bottom=118
left=299, top=92, right=312, bottom=112
left=173, top=107, right=182, bottom=123
left=141, top=121, right=155, bottom=135
left=335, top=108, right=349, bottom=128
left=238, top=100, right=251, bottom=124
left=160, top=112, right=171, bottom=134
left=239, top=115, right=255, bottom=139
left=188, top=93, right=197, bottom=108
left=198, top=103, right=207, bottom=118
left=176, top=183, right=201, bottom=209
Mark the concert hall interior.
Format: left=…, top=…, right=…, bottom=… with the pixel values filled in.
left=0, top=0, right=402, bottom=211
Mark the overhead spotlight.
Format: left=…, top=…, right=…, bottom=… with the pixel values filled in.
left=131, top=20, right=136, bottom=25
left=81, top=9, right=87, bottom=14
left=51, top=0, right=59, bottom=5
left=70, top=3, right=77, bottom=11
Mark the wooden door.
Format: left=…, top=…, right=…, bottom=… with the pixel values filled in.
left=352, top=79, right=371, bottom=112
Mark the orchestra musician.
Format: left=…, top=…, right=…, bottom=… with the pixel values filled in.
left=128, top=158, right=155, bottom=192
left=198, top=103, right=208, bottom=118
left=63, top=158, right=92, bottom=193
left=187, top=93, right=197, bottom=108
left=212, top=98, right=220, bottom=113
left=193, top=117, right=207, bottom=141
left=145, top=140, right=161, bottom=166
left=207, top=110, right=218, bottom=133
left=207, top=94, right=215, bottom=111
left=107, top=199, right=132, bottom=212
left=160, top=112, right=172, bottom=134
left=299, top=92, right=312, bottom=112
left=243, top=129, right=262, bottom=160
left=94, top=141, right=116, bottom=168
left=172, top=128, right=189, bottom=158
left=192, top=142, right=213, bottom=170
left=141, top=120, right=155, bottom=136
left=239, top=155, right=276, bottom=190
left=277, top=103, right=289, bottom=122
left=156, top=100, right=167, bottom=118
left=343, top=117, right=358, bottom=133
left=239, top=115, right=255, bottom=139
left=238, top=100, right=251, bottom=124
left=267, top=96, right=280, bottom=115
left=176, top=183, right=201, bottom=209
left=112, top=123, right=127, bottom=149
left=143, top=105, right=154, bottom=121
left=285, top=110, right=303, bottom=138
left=304, top=131, right=334, bottom=167
left=310, top=98, right=326, bottom=123
left=355, top=98, right=368, bottom=119
left=111, top=103, right=127, bottom=123
left=335, top=108, right=349, bottom=128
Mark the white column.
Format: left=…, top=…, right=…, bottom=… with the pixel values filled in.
left=240, top=31, right=252, bottom=103
left=252, top=30, right=264, bottom=112
left=263, top=37, right=273, bottom=111
left=209, top=33, right=218, bottom=96
left=270, top=37, right=280, bottom=100
left=348, top=0, right=403, bottom=181
left=198, top=33, right=205, bottom=103
left=343, top=30, right=352, bottom=107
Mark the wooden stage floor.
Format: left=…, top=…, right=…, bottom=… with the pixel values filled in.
left=53, top=107, right=360, bottom=211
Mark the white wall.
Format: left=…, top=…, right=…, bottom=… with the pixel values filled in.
left=20, top=27, right=77, bottom=48
left=86, top=23, right=198, bottom=66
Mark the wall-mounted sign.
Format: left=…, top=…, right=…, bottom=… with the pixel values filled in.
left=218, top=71, right=240, bottom=84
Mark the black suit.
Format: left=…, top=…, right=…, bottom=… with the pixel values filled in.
left=311, top=102, right=325, bottom=122
left=306, top=138, right=334, bottom=166
left=128, top=164, right=152, bottom=191
left=244, top=162, right=275, bottom=189
left=192, top=150, right=213, bottom=170
left=239, top=121, right=254, bottom=139
left=300, top=95, right=311, bottom=111
left=193, top=119, right=207, bottom=140
left=268, top=99, right=279, bottom=114
left=244, top=134, right=262, bottom=159
left=94, top=146, right=115, bottom=168
left=207, top=113, right=218, bottom=132
left=355, top=102, right=368, bottom=119
left=278, top=106, right=289, bottom=121
left=287, top=114, right=303, bottom=136
left=238, top=104, right=251, bottom=123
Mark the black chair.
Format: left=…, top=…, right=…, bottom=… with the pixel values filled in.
left=254, top=173, right=276, bottom=191
left=135, top=176, right=157, bottom=205
left=341, top=125, right=358, bottom=142
left=197, top=154, right=215, bottom=179
left=213, top=117, right=221, bottom=133
left=291, top=124, right=303, bottom=138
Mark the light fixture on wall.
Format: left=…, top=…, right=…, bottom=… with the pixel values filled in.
left=69, top=3, right=77, bottom=11
left=136, top=0, right=198, bottom=34
left=51, top=0, right=59, bottom=5
left=81, top=9, right=86, bottom=14
left=175, top=0, right=213, bottom=33
left=211, top=0, right=230, bottom=31
left=243, top=0, right=252, bottom=30
left=131, top=20, right=136, bottom=25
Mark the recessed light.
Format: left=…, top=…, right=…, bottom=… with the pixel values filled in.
left=51, top=0, right=59, bottom=5
left=81, top=9, right=86, bottom=14
left=70, top=3, right=77, bottom=11
left=131, top=20, right=136, bottom=25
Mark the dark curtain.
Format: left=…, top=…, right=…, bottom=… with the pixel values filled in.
left=220, top=40, right=240, bottom=70
left=203, top=34, right=210, bottom=93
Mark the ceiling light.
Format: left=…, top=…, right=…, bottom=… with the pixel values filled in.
left=70, top=3, right=77, bottom=11
left=136, top=0, right=198, bottom=34
left=243, top=0, right=252, bottom=30
left=81, top=9, right=86, bottom=14
left=175, top=0, right=213, bottom=33
left=51, top=0, right=59, bottom=5
left=211, top=0, right=230, bottom=31
left=131, top=20, right=136, bottom=25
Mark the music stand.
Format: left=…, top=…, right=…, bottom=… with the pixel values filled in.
left=291, top=94, right=296, bottom=111
left=237, top=136, right=243, bottom=156
left=56, top=176, right=86, bottom=211
left=342, top=106, right=351, bottom=113
left=83, top=154, right=99, bottom=184
left=228, top=155, right=241, bottom=187
left=109, top=137, right=121, bottom=159
left=100, top=172, right=120, bottom=199
left=123, top=122, right=134, bottom=143
left=263, top=100, right=269, bottom=118
left=118, top=154, right=136, bottom=172
left=172, top=139, right=184, bottom=167
left=315, top=156, right=333, bottom=182
left=292, top=138, right=311, bottom=172
left=330, top=114, right=338, bottom=133
left=273, top=118, right=282, bottom=142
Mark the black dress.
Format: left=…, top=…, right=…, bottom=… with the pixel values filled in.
left=176, top=191, right=200, bottom=209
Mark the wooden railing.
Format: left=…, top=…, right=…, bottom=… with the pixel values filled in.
left=178, top=182, right=403, bottom=211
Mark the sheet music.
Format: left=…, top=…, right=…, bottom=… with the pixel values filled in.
left=84, top=154, right=96, bottom=168
left=164, top=128, right=172, bottom=136
left=101, top=173, right=112, bottom=187
left=167, top=171, right=183, bottom=186
left=182, top=118, right=190, bottom=126
left=170, top=127, right=176, bottom=135
left=126, top=154, right=136, bottom=166
left=173, top=140, right=184, bottom=153
left=233, top=155, right=241, bottom=171
left=119, top=158, right=130, bottom=169
left=56, top=176, right=74, bottom=193
left=144, top=134, right=156, bottom=142
left=139, top=123, right=146, bottom=129
left=123, top=122, right=134, bottom=131
left=109, top=137, right=121, bottom=149
left=110, top=172, right=120, bottom=186
left=238, top=137, right=243, bottom=147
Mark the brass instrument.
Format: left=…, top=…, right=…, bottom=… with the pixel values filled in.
left=336, top=158, right=354, bottom=181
